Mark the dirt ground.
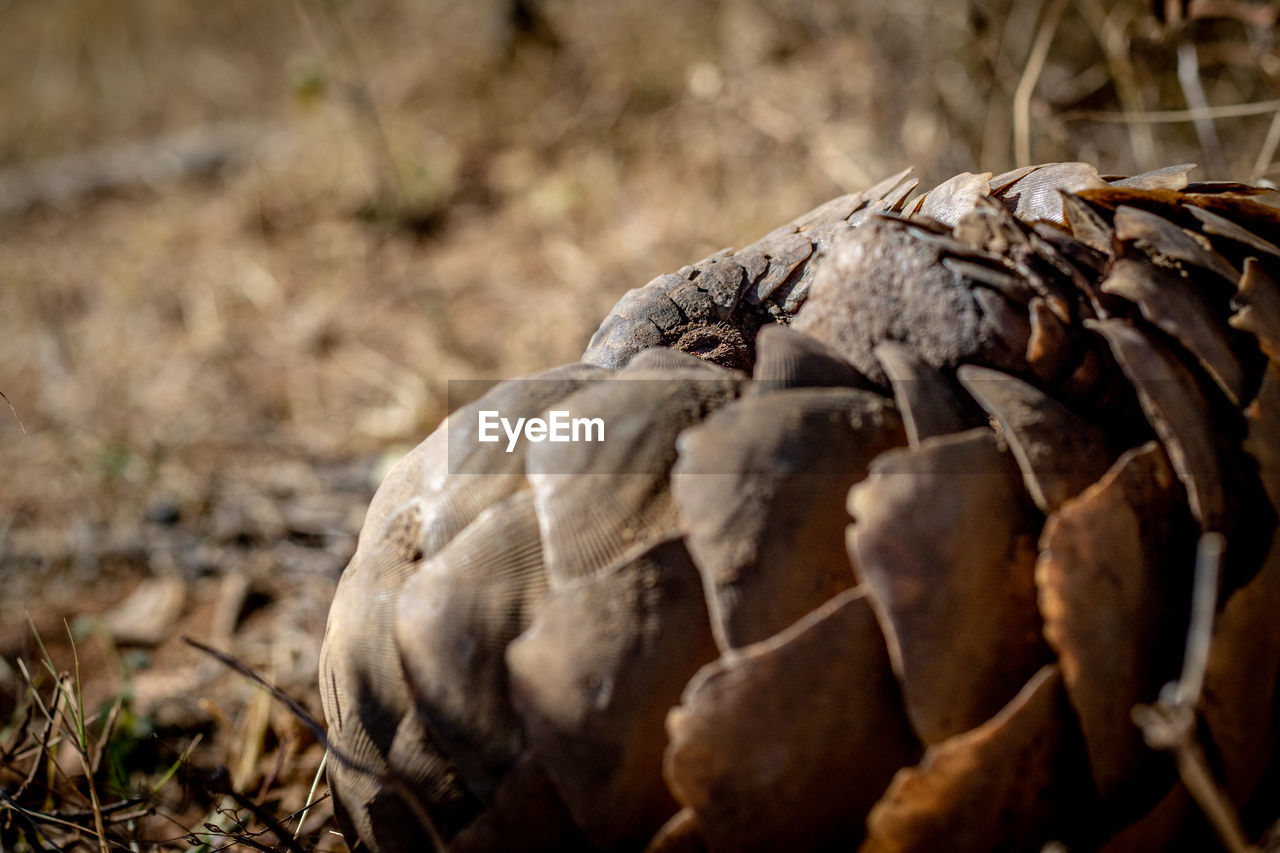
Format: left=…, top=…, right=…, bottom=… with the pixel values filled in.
left=2, top=0, right=1279, bottom=849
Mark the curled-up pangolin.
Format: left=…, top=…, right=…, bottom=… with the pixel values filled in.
left=319, top=163, right=1280, bottom=852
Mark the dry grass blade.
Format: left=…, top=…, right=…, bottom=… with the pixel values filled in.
left=0, top=389, right=25, bottom=434
left=1176, top=39, right=1226, bottom=177
left=4, top=619, right=338, bottom=851
left=7, top=624, right=125, bottom=851
left=183, top=634, right=448, bottom=849
left=213, top=777, right=312, bottom=853
left=1176, top=533, right=1221, bottom=708
left=0, top=685, right=36, bottom=762
left=293, top=751, right=327, bottom=841
left=1014, top=0, right=1069, bottom=166
left=65, top=621, right=111, bottom=853
left=11, top=658, right=63, bottom=803
left=1251, top=111, right=1280, bottom=183
left=0, top=788, right=107, bottom=849
left=1064, top=99, right=1280, bottom=124
left=182, top=637, right=330, bottom=754
left=1132, top=532, right=1256, bottom=853
left=1075, top=0, right=1158, bottom=168
left=292, top=0, right=412, bottom=225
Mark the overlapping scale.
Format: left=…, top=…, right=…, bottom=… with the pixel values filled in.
left=957, top=364, right=1115, bottom=512
left=320, top=365, right=606, bottom=844
left=848, top=429, right=1049, bottom=745
left=394, top=490, right=547, bottom=800
left=750, top=323, right=872, bottom=392
left=861, top=666, right=1088, bottom=852
left=671, top=387, right=903, bottom=650
left=873, top=341, right=982, bottom=445
left=527, top=366, right=740, bottom=586
left=506, top=537, right=718, bottom=849
left=663, top=588, right=921, bottom=851
left=1035, top=442, right=1194, bottom=804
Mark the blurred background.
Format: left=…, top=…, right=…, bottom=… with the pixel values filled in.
left=2, top=0, right=1279, bottom=848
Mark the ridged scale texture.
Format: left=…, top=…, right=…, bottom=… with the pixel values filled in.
left=320, top=162, right=1280, bottom=852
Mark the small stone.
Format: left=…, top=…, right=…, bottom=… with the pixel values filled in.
left=103, top=575, right=187, bottom=646
left=144, top=500, right=182, bottom=526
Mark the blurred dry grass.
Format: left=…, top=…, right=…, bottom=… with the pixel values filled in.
left=2, top=0, right=1280, bottom=848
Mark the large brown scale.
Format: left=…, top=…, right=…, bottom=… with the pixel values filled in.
left=318, top=162, right=1280, bottom=852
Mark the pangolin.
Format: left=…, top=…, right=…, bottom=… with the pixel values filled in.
left=319, top=162, right=1280, bottom=852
